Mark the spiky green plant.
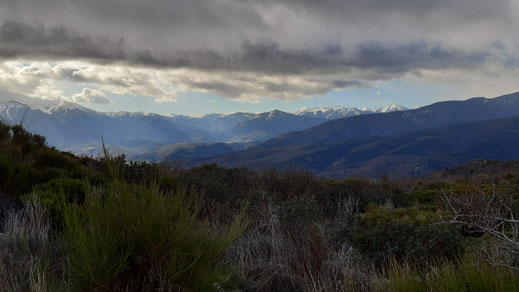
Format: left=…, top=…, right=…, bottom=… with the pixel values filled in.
left=61, top=179, right=247, bottom=290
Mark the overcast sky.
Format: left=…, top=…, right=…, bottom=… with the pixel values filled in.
left=1, top=0, right=518, bottom=115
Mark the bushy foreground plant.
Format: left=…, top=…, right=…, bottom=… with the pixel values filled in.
left=350, top=204, right=464, bottom=266
left=373, top=255, right=519, bottom=292
left=61, top=182, right=248, bottom=290
left=0, top=121, right=103, bottom=199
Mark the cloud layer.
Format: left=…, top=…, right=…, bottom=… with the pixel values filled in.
left=0, top=0, right=518, bottom=102
left=72, top=88, right=111, bottom=104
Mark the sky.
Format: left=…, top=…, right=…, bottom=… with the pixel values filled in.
left=0, top=0, right=518, bottom=115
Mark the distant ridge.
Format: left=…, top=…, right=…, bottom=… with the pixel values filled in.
left=259, top=92, right=519, bottom=148
left=0, top=91, right=404, bottom=157
left=423, top=159, right=519, bottom=183
left=192, top=92, right=519, bottom=178
left=194, top=113, right=519, bottom=178
left=296, top=104, right=407, bottom=119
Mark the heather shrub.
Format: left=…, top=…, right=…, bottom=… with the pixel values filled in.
left=260, top=168, right=318, bottom=203
left=279, top=194, right=321, bottom=227
left=182, top=163, right=256, bottom=204
left=352, top=204, right=464, bottom=265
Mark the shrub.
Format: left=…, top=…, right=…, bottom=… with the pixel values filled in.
left=373, top=256, right=519, bottom=292
left=182, top=163, right=256, bottom=205
left=0, top=122, right=10, bottom=142
left=279, top=194, right=321, bottom=227
left=352, top=205, right=464, bottom=264
left=321, top=179, right=406, bottom=213
left=10, top=125, right=45, bottom=156
left=30, top=178, right=88, bottom=225
left=61, top=182, right=248, bottom=290
left=0, top=155, right=12, bottom=186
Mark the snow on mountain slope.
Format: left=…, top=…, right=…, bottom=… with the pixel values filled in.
left=296, top=104, right=407, bottom=119
left=374, top=104, right=408, bottom=113
left=0, top=90, right=410, bottom=161
left=0, top=91, right=89, bottom=115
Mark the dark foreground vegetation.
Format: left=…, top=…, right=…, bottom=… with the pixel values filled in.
left=2, top=121, right=519, bottom=291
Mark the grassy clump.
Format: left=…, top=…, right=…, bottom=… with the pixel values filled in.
left=61, top=182, right=248, bottom=290
left=373, top=256, right=519, bottom=292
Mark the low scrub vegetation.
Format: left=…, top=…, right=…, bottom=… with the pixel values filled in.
left=2, top=121, right=519, bottom=291
left=62, top=182, right=247, bottom=290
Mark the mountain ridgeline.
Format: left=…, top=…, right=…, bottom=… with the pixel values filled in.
left=260, top=92, right=519, bottom=148
left=194, top=92, right=519, bottom=178
left=196, top=114, right=519, bottom=178
left=3, top=91, right=519, bottom=179
left=0, top=92, right=404, bottom=159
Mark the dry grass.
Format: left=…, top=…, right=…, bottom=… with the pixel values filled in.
left=0, top=195, right=68, bottom=291
left=225, top=199, right=372, bottom=292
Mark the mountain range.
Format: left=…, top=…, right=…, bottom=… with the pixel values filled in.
left=192, top=92, right=519, bottom=178
left=259, top=93, right=519, bottom=148
left=195, top=114, right=519, bottom=178
left=4, top=90, right=519, bottom=179
left=0, top=91, right=405, bottom=158
left=296, top=104, right=406, bottom=119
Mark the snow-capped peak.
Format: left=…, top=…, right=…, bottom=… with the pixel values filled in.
left=374, top=104, right=407, bottom=113
left=0, top=92, right=88, bottom=115
left=296, top=104, right=407, bottom=119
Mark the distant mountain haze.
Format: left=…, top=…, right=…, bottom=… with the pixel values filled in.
left=0, top=91, right=405, bottom=156
left=194, top=114, right=519, bottom=178
left=190, top=91, right=519, bottom=178
left=3, top=91, right=519, bottom=178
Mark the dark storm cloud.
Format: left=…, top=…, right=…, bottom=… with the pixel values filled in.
left=0, top=20, right=126, bottom=60
left=345, top=42, right=491, bottom=72
left=0, top=0, right=517, bottom=101
left=0, top=21, right=495, bottom=76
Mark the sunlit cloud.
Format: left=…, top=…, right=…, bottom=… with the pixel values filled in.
left=71, top=88, right=112, bottom=104
left=0, top=0, right=517, bottom=103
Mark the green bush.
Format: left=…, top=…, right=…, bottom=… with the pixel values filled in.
left=0, top=122, right=100, bottom=199
left=403, top=189, right=441, bottom=207
left=352, top=205, right=464, bottom=264
left=61, top=182, right=248, bottom=290
left=29, top=178, right=88, bottom=225
left=279, top=195, right=321, bottom=227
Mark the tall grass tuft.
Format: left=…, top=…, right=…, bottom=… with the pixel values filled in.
left=61, top=181, right=248, bottom=290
